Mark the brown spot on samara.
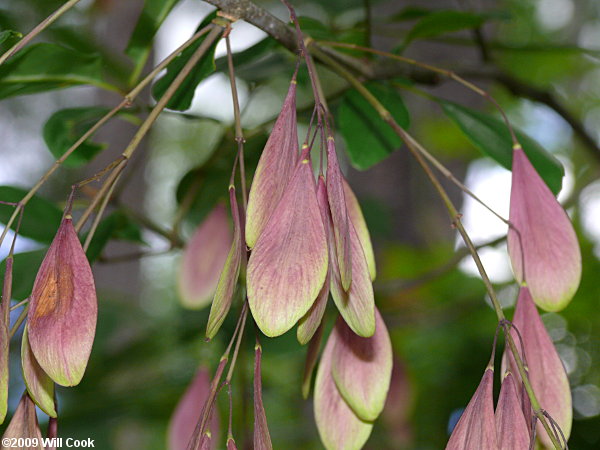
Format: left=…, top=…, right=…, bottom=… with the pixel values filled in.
left=31, top=263, right=73, bottom=321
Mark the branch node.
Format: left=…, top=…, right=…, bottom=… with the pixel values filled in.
left=217, top=10, right=240, bottom=22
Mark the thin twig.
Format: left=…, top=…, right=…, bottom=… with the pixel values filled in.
left=544, top=410, right=569, bottom=449
left=311, top=45, right=510, bottom=224
left=2, top=209, right=23, bottom=334
left=0, top=0, right=81, bottom=66
left=82, top=171, right=123, bottom=252
left=9, top=298, right=28, bottom=312
left=403, top=132, right=509, bottom=225
left=281, top=0, right=325, bottom=127
left=187, top=301, right=248, bottom=450
left=75, top=159, right=127, bottom=233
left=204, top=0, right=598, bottom=162
left=225, top=34, right=248, bottom=210
left=122, top=26, right=225, bottom=160
left=75, top=25, right=225, bottom=233
left=0, top=24, right=215, bottom=251
left=226, top=382, right=235, bottom=444
left=225, top=301, right=248, bottom=383
left=9, top=304, right=28, bottom=339
left=317, top=41, right=520, bottom=146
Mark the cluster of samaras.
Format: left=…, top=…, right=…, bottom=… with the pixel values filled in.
left=178, top=72, right=392, bottom=449
left=445, top=144, right=581, bottom=450
left=177, top=67, right=582, bottom=449
left=0, top=61, right=582, bottom=449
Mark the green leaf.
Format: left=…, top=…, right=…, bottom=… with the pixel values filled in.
left=125, top=0, right=180, bottom=85
left=152, top=11, right=219, bottom=111
left=176, top=167, right=228, bottom=226
left=297, top=17, right=335, bottom=41
left=49, top=26, right=131, bottom=84
left=43, top=107, right=140, bottom=168
left=297, top=16, right=367, bottom=48
left=337, top=83, right=410, bottom=170
left=85, top=211, right=145, bottom=263
left=315, top=0, right=366, bottom=14
left=214, top=37, right=294, bottom=84
left=441, top=100, right=564, bottom=194
left=0, top=10, right=18, bottom=31
left=0, top=186, right=62, bottom=244
left=112, top=214, right=145, bottom=244
left=43, top=107, right=109, bottom=168
left=405, top=10, right=486, bottom=44
left=215, top=37, right=278, bottom=74
left=0, top=249, right=46, bottom=300
left=389, top=6, right=431, bottom=22
left=230, top=52, right=289, bottom=84
left=0, top=43, right=111, bottom=99
left=496, top=49, right=588, bottom=88
left=0, top=29, right=21, bottom=52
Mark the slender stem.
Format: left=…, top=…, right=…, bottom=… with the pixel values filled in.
left=303, top=105, right=319, bottom=148
left=226, top=36, right=244, bottom=143
left=126, top=26, right=213, bottom=102
left=10, top=298, right=28, bottom=312
left=227, top=382, right=235, bottom=443
left=238, top=332, right=250, bottom=447
left=311, top=45, right=509, bottom=225
left=82, top=171, right=123, bottom=252
left=307, top=51, right=329, bottom=115
left=281, top=0, right=324, bottom=127
left=411, top=149, right=505, bottom=321
left=0, top=0, right=81, bottom=66
left=188, top=357, right=228, bottom=450
left=2, top=209, right=22, bottom=330
left=74, top=159, right=127, bottom=233
left=237, top=142, right=248, bottom=212
left=9, top=304, right=28, bottom=339
left=76, top=24, right=225, bottom=233
left=403, top=133, right=509, bottom=224
left=188, top=301, right=248, bottom=450
left=488, top=322, right=504, bottom=368
left=393, top=82, right=510, bottom=222
left=318, top=47, right=564, bottom=450
left=122, top=26, right=224, bottom=160
left=317, top=41, right=520, bottom=146
left=74, top=157, right=126, bottom=189
left=225, top=302, right=248, bottom=383
left=225, top=35, right=248, bottom=210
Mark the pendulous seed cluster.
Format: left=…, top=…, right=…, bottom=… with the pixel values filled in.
left=0, top=12, right=583, bottom=449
